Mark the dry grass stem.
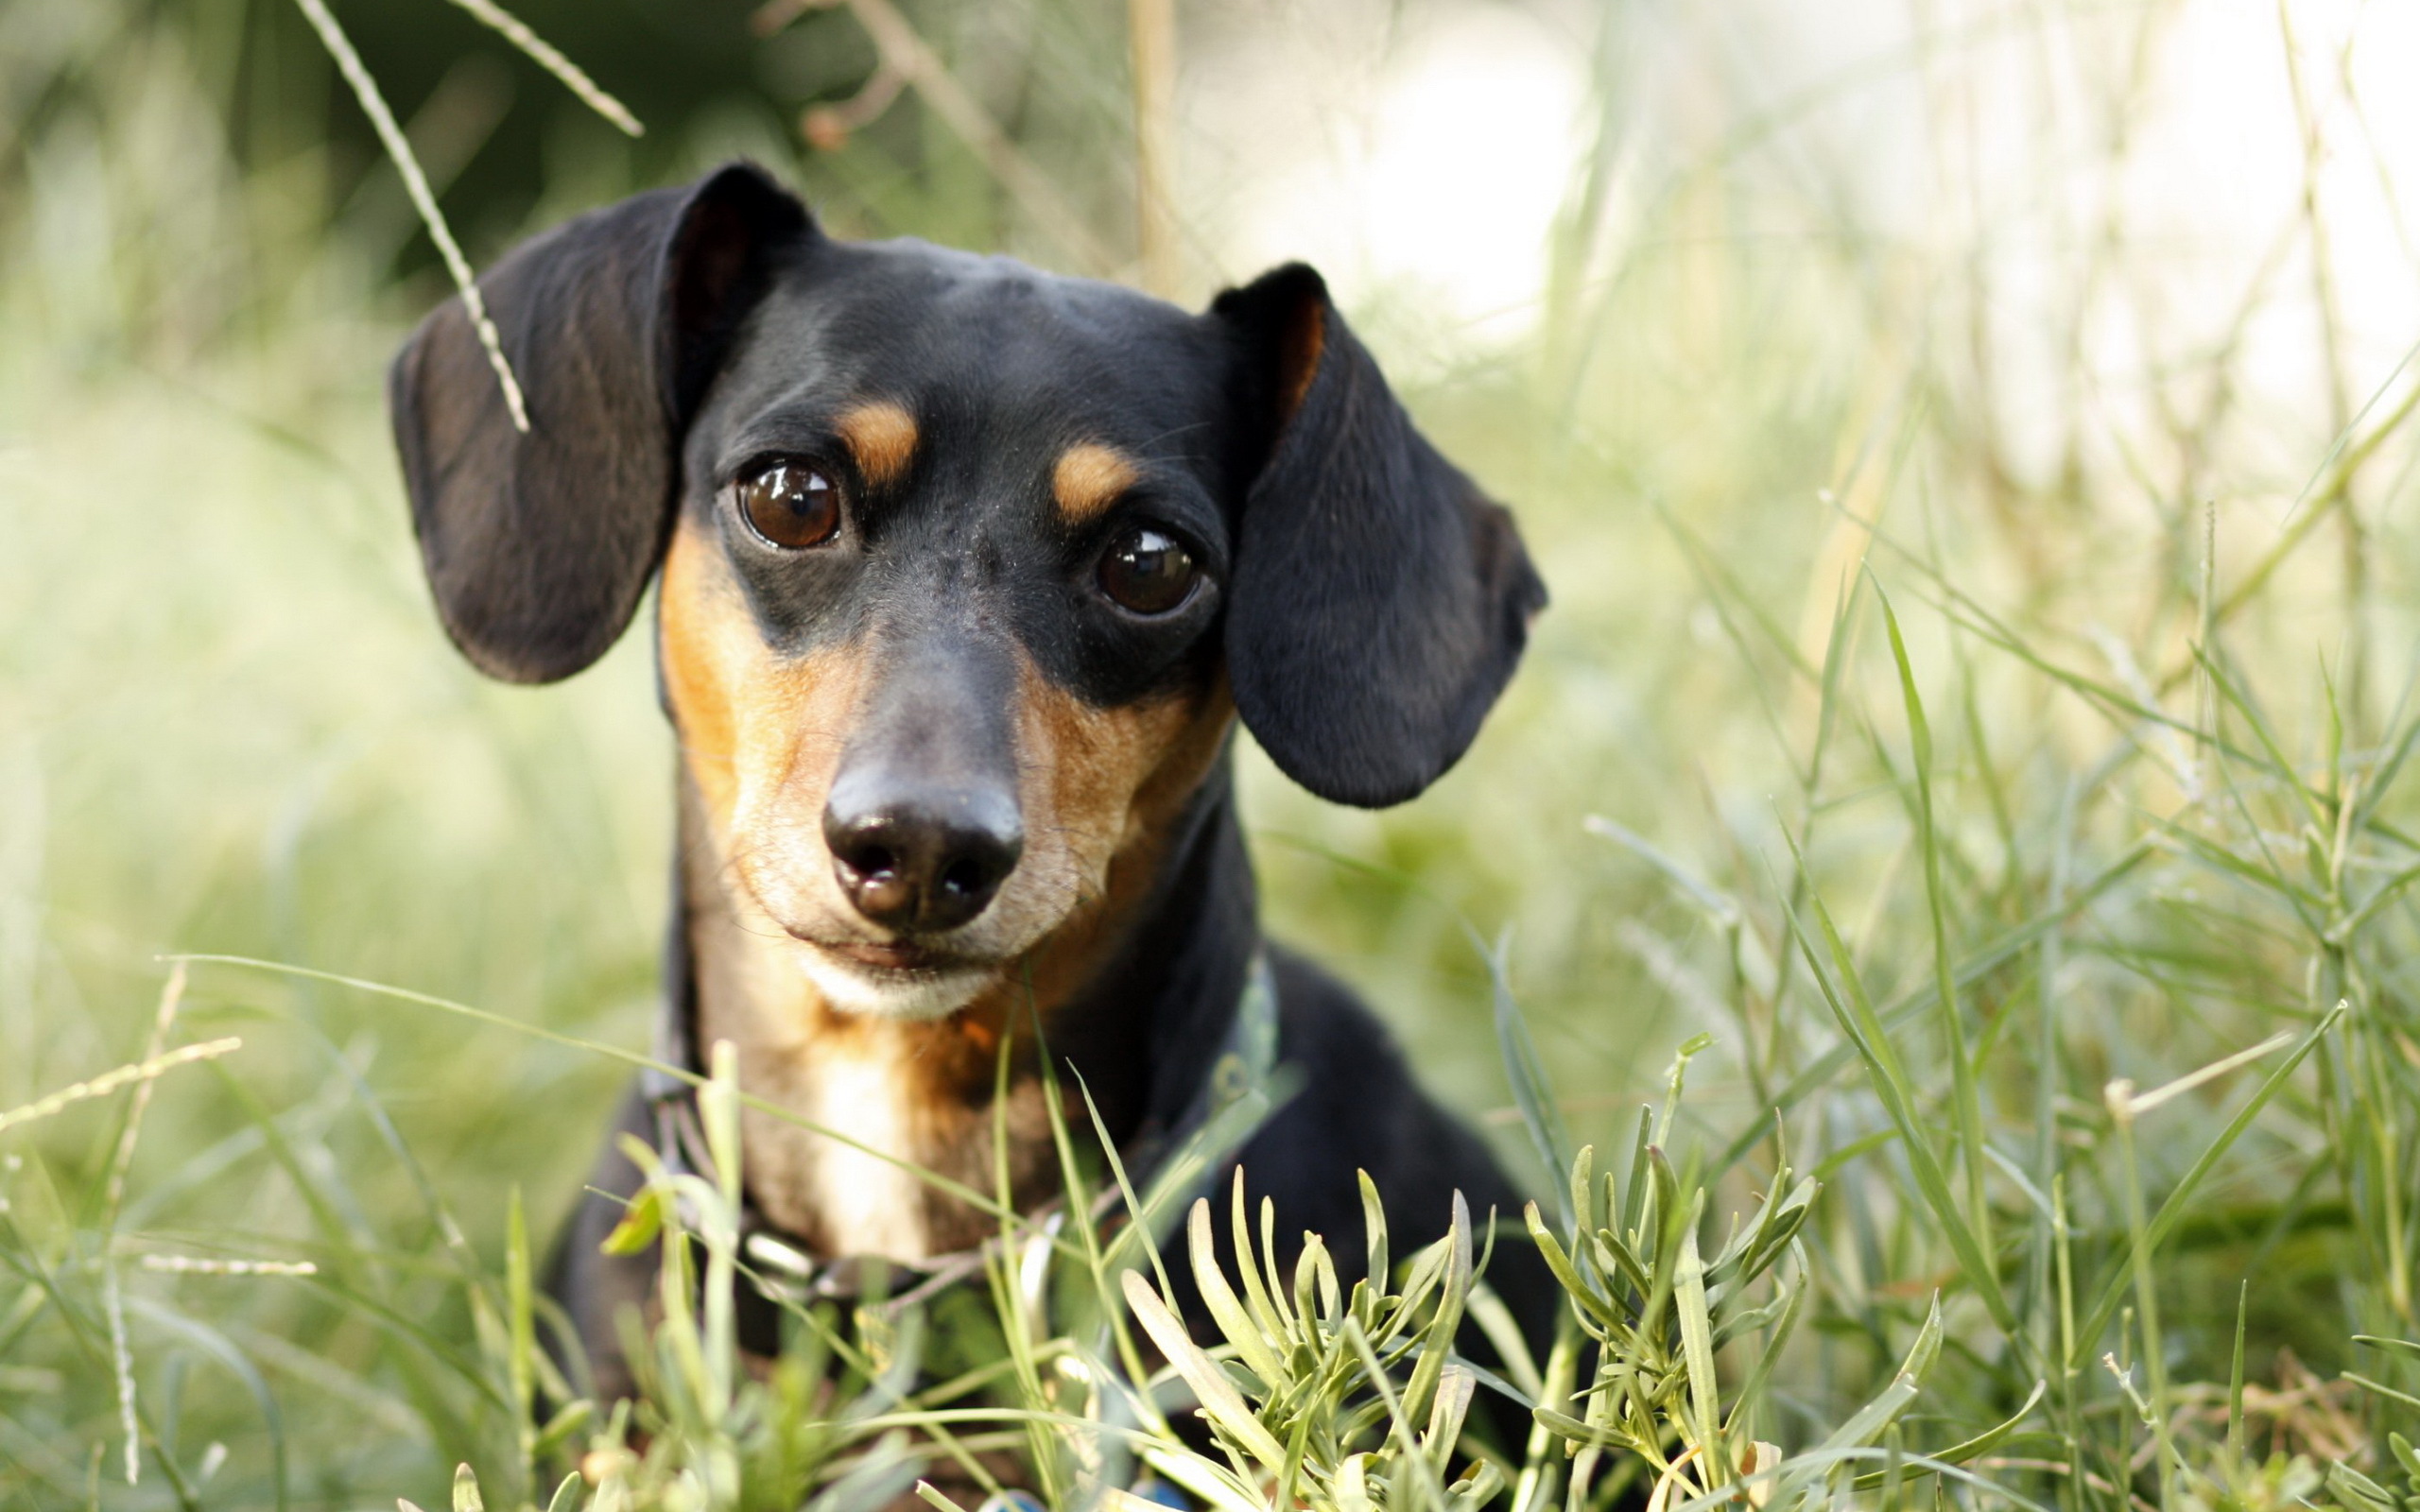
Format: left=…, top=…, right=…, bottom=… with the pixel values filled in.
left=293, top=0, right=531, bottom=433
left=441, top=0, right=644, bottom=136
left=0, top=1038, right=242, bottom=1135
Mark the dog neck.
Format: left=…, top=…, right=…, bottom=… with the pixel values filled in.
left=666, top=751, right=1259, bottom=1263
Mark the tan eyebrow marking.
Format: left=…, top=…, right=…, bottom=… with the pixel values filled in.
left=1051, top=442, right=1140, bottom=523
left=835, top=401, right=919, bottom=489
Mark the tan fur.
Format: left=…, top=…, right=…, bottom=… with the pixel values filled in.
left=972, top=662, right=1234, bottom=1014
left=1281, top=301, right=1325, bottom=418
left=836, top=401, right=919, bottom=489
left=677, top=796, right=1060, bottom=1256
left=658, top=516, right=1236, bottom=1260
left=1049, top=442, right=1139, bottom=524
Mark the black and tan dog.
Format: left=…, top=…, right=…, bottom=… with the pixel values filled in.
left=389, top=162, right=1551, bottom=1403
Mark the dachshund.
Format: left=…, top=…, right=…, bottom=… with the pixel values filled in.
left=387, top=161, right=1551, bottom=1408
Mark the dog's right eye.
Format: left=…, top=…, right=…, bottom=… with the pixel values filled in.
left=735, top=459, right=841, bottom=549
left=1098, top=525, right=1200, bottom=615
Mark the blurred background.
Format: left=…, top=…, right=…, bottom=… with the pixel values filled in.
left=6, top=0, right=2420, bottom=1499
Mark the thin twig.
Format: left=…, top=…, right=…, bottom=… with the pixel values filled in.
left=294, top=0, right=531, bottom=432
left=757, top=0, right=1120, bottom=276
left=441, top=0, right=643, bottom=136
left=803, top=61, right=908, bottom=151
left=2108, top=1030, right=2295, bottom=1118
left=750, top=0, right=829, bottom=34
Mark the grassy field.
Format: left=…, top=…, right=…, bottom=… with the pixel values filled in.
left=3, top=0, right=2419, bottom=1506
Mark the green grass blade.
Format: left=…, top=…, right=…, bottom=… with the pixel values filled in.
left=1846, top=1380, right=2044, bottom=1488
left=1485, top=934, right=1574, bottom=1225
left=2071, top=1004, right=2343, bottom=1364
left=1774, top=847, right=2017, bottom=1336
left=1875, top=576, right=1994, bottom=1261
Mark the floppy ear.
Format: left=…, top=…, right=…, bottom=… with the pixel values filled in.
left=389, top=162, right=811, bottom=683
left=1212, top=264, right=1547, bottom=808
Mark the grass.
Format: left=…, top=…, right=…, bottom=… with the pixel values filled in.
left=4, top=0, right=2420, bottom=1505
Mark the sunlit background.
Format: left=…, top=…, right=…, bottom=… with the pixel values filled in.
left=5, top=0, right=2420, bottom=1498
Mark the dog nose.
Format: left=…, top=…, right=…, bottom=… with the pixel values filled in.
left=823, top=779, right=1024, bottom=933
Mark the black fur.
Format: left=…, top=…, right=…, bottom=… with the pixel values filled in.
left=1215, top=265, right=1548, bottom=806
left=544, top=760, right=1558, bottom=1404
left=390, top=163, right=807, bottom=682
left=390, top=163, right=1555, bottom=1399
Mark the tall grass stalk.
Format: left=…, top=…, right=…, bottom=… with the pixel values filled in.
left=7, top=0, right=2420, bottom=1505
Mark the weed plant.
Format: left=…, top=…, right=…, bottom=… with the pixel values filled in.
left=3, top=0, right=2420, bottom=1507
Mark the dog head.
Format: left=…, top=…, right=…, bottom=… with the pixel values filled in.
left=391, top=163, right=1545, bottom=1022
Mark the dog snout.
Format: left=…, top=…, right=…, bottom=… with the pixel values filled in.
left=823, top=769, right=1023, bottom=933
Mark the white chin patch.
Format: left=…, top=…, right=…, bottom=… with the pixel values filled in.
left=795, top=947, right=994, bottom=1022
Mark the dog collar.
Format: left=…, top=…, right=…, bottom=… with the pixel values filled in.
left=641, top=947, right=1280, bottom=1312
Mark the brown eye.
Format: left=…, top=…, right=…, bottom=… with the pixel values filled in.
left=1098, top=525, right=1198, bottom=614
left=736, top=459, right=840, bottom=549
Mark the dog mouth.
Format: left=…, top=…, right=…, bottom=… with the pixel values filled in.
left=735, top=863, right=1019, bottom=1017
left=785, top=927, right=1006, bottom=1021
left=786, top=925, right=1001, bottom=980
left=821, top=937, right=977, bottom=974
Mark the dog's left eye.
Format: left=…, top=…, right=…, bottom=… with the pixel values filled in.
left=735, top=459, right=841, bottom=549
left=1098, top=526, right=1199, bottom=615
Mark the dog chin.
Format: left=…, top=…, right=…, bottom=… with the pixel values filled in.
left=794, top=946, right=996, bottom=1022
